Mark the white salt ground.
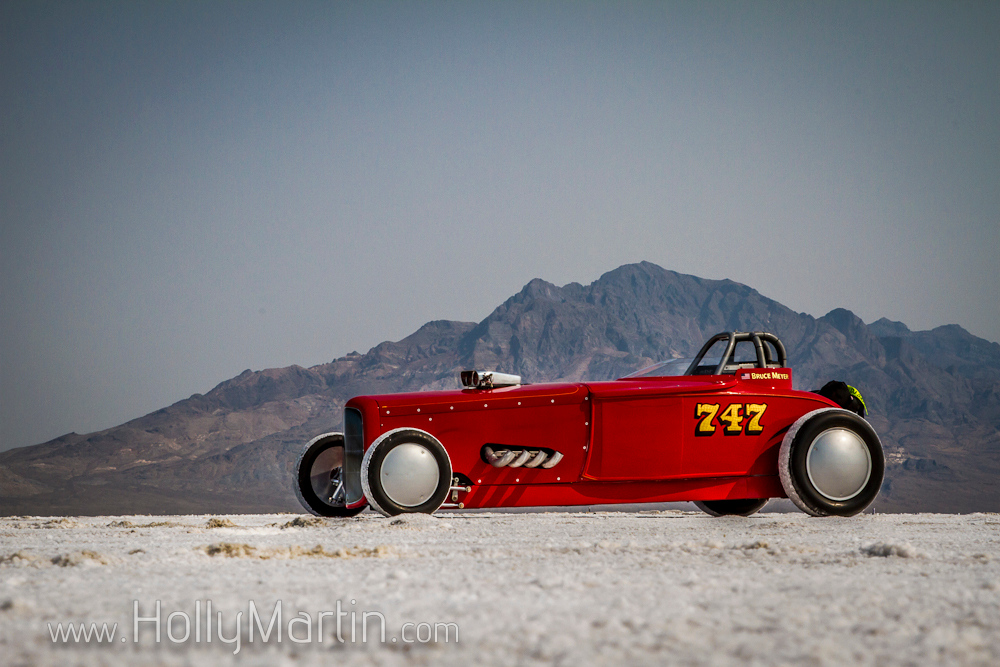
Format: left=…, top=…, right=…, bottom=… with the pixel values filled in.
left=0, top=510, right=998, bottom=666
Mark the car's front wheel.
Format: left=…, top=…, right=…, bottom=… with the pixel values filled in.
left=694, top=499, right=769, bottom=517
left=295, top=433, right=366, bottom=517
left=779, top=409, right=884, bottom=517
left=361, top=428, right=453, bottom=517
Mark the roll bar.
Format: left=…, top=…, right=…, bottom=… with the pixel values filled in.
left=684, top=331, right=788, bottom=376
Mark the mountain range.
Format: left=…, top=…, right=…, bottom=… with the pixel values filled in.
left=2, top=261, right=998, bottom=515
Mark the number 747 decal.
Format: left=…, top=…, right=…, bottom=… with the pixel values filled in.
left=695, top=403, right=767, bottom=436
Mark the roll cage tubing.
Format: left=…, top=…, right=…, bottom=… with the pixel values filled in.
left=684, top=331, right=789, bottom=376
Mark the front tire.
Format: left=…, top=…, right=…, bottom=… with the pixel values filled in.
left=779, top=409, right=884, bottom=517
left=361, top=428, right=452, bottom=517
left=295, top=433, right=365, bottom=517
left=694, top=499, right=769, bottom=517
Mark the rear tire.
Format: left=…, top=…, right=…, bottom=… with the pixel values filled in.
left=779, top=409, right=884, bottom=517
left=694, top=499, right=768, bottom=517
left=361, top=428, right=452, bottom=517
left=295, top=433, right=365, bottom=517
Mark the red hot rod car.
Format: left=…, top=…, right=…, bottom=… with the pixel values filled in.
left=295, top=331, right=884, bottom=518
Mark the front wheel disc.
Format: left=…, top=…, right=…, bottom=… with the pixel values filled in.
left=379, top=442, right=441, bottom=507
left=361, top=429, right=452, bottom=517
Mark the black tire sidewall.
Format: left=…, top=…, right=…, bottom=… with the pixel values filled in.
left=696, top=498, right=768, bottom=517
left=365, top=431, right=452, bottom=516
left=788, top=411, right=884, bottom=517
left=296, top=435, right=364, bottom=518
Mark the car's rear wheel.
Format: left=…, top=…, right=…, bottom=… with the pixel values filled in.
left=779, top=409, right=884, bottom=517
left=361, top=428, right=452, bottom=517
left=694, top=498, right=769, bottom=517
left=295, top=433, right=366, bottom=517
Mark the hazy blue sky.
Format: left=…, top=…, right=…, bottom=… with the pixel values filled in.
left=2, top=1, right=998, bottom=452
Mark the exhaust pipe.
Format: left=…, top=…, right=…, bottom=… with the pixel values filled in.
left=508, top=450, right=532, bottom=468
left=541, top=451, right=564, bottom=469
left=483, top=446, right=517, bottom=468
left=523, top=451, right=548, bottom=468
left=481, top=445, right=564, bottom=470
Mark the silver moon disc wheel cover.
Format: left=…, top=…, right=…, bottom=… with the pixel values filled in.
left=805, top=428, right=872, bottom=501
left=379, top=443, right=440, bottom=507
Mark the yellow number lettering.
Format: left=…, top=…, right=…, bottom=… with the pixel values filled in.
left=745, top=403, right=767, bottom=435
left=695, top=403, right=719, bottom=436
left=719, top=404, right=744, bottom=435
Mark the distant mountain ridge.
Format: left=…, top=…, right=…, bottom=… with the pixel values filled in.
left=2, top=262, right=998, bottom=514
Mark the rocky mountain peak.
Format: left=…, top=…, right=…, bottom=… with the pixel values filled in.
left=868, top=317, right=912, bottom=338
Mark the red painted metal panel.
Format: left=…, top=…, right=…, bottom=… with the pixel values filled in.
left=681, top=394, right=771, bottom=476
left=585, top=397, right=682, bottom=480
left=374, top=383, right=586, bottom=416
left=353, top=383, right=592, bottom=486
left=598, top=376, right=738, bottom=397
left=455, top=475, right=785, bottom=509
left=679, top=386, right=837, bottom=478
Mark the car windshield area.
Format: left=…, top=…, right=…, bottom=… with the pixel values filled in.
left=686, top=336, right=734, bottom=375
left=623, top=357, right=720, bottom=379
left=621, top=333, right=788, bottom=379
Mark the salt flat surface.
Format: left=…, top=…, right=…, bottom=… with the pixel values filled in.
left=1, top=510, right=998, bottom=666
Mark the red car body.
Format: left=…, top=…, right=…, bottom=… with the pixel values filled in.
left=296, top=331, right=883, bottom=518
left=343, top=367, right=828, bottom=510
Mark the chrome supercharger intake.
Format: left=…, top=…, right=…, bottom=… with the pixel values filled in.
left=482, top=445, right=563, bottom=469
left=460, top=370, right=522, bottom=389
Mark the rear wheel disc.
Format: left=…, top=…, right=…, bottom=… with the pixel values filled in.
left=295, top=433, right=365, bottom=518
left=805, top=428, right=872, bottom=501
left=779, top=409, right=884, bottom=517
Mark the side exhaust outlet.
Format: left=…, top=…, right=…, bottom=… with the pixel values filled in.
left=482, top=445, right=563, bottom=470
